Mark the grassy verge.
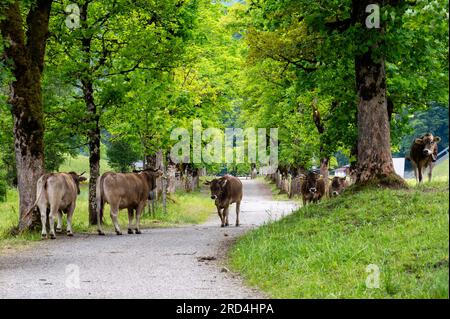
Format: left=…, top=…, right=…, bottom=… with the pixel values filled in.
left=0, top=185, right=214, bottom=253
left=257, top=177, right=294, bottom=201
left=229, top=181, right=449, bottom=298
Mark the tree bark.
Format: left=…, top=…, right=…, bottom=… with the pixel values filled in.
left=319, top=157, right=329, bottom=191
left=352, top=0, right=404, bottom=186
left=83, top=81, right=100, bottom=225
left=0, top=0, right=52, bottom=231
left=78, top=3, right=101, bottom=225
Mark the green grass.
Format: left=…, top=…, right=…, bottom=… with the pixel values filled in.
left=433, top=158, right=449, bottom=179
left=229, top=181, right=449, bottom=299
left=258, top=176, right=295, bottom=201
left=0, top=184, right=214, bottom=253
left=59, top=154, right=112, bottom=177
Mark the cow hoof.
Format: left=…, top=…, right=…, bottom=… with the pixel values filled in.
left=50, top=234, right=56, bottom=240
left=221, top=224, right=225, bottom=228
left=97, top=230, right=105, bottom=236
left=56, top=228, right=63, bottom=234
left=116, top=231, right=122, bottom=236
left=67, top=232, right=73, bottom=237
left=128, top=229, right=134, bottom=234
left=135, top=230, right=142, bottom=235
left=235, top=224, right=240, bottom=227
left=41, top=234, right=47, bottom=240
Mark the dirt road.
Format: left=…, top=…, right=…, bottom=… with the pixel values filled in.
left=0, top=179, right=297, bottom=299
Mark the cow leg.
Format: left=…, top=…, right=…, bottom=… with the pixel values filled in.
left=66, top=203, right=76, bottom=237
left=235, top=201, right=241, bottom=227
left=418, top=165, right=423, bottom=183
left=412, top=162, right=419, bottom=183
left=110, top=206, right=122, bottom=235
left=38, top=204, right=48, bottom=239
left=127, top=208, right=135, bottom=234
left=48, top=206, right=58, bottom=240
left=428, top=163, right=433, bottom=182
left=56, top=210, right=63, bottom=233
left=224, top=206, right=230, bottom=227
left=217, top=207, right=224, bottom=227
left=135, top=203, right=145, bottom=234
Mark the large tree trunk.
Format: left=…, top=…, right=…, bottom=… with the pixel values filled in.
left=78, top=3, right=101, bottom=225
left=0, top=1, right=52, bottom=231
left=352, top=1, right=405, bottom=187
left=82, top=81, right=101, bottom=225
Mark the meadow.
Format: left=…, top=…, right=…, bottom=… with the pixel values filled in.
left=229, top=178, right=449, bottom=298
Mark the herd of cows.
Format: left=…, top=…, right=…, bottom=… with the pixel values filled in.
left=28, top=133, right=441, bottom=239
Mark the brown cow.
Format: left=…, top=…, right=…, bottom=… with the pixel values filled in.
left=408, top=133, right=441, bottom=183
left=300, top=172, right=325, bottom=206
left=329, top=176, right=348, bottom=197
left=205, top=175, right=243, bottom=227
left=96, top=168, right=162, bottom=235
left=30, top=172, right=86, bottom=239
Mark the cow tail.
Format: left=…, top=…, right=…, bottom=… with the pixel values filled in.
left=26, top=174, right=49, bottom=217
left=96, top=175, right=104, bottom=227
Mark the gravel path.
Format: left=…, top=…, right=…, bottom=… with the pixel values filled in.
left=0, top=178, right=298, bottom=299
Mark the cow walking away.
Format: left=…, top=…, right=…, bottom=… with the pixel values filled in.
left=329, top=176, right=348, bottom=197
left=300, top=172, right=325, bottom=206
left=30, top=172, right=87, bottom=239
left=205, top=175, right=243, bottom=227
left=408, top=133, right=441, bottom=183
left=96, top=168, right=162, bottom=235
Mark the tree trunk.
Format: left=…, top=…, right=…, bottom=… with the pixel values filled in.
left=0, top=1, right=52, bottom=231
left=78, top=3, right=102, bottom=225
left=352, top=0, right=404, bottom=187
left=85, top=83, right=100, bottom=225
left=320, top=157, right=329, bottom=194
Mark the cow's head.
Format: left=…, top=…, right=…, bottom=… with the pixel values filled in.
left=415, top=133, right=441, bottom=159
left=140, top=168, right=163, bottom=191
left=300, top=172, right=323, bottom=195
left=205, top=177, right=227, bottom=201
left=329, top=176, right=347, bottom=197
left=68, top=172, right=87, bottom=195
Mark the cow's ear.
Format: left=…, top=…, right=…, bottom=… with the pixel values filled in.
left=328, top=177, right=334, bottom=181
left=415, top=138, right=424, bottom=145
left=434, top=136, right=441, bottom=143
left=220, top=178, right=228, bottom=188
left=78, top=176, right=87, bottom=182
left=204, top=180, right=212, bottom=185
left=318, top=175, right=324, bottom=180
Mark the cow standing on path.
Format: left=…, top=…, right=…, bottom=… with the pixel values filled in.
left=96, top=169, right=162, bottom=235
left=408, top=133, right=441, bottom=183
left=30, top=172, right=87, bottom=239
left=206, top=175, right=243, bottom=227
left=300, top=172, right=325, bottom=206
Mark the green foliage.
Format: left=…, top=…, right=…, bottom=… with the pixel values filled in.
left=106, top=140, right=141, bottom=172
left=395, top=103, right=449, bottom=156
left=229, top=181, right=449, bottom=298
left=228, top=0, right=448, bottom=171
left=0, top=171, right=6, bottom=202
